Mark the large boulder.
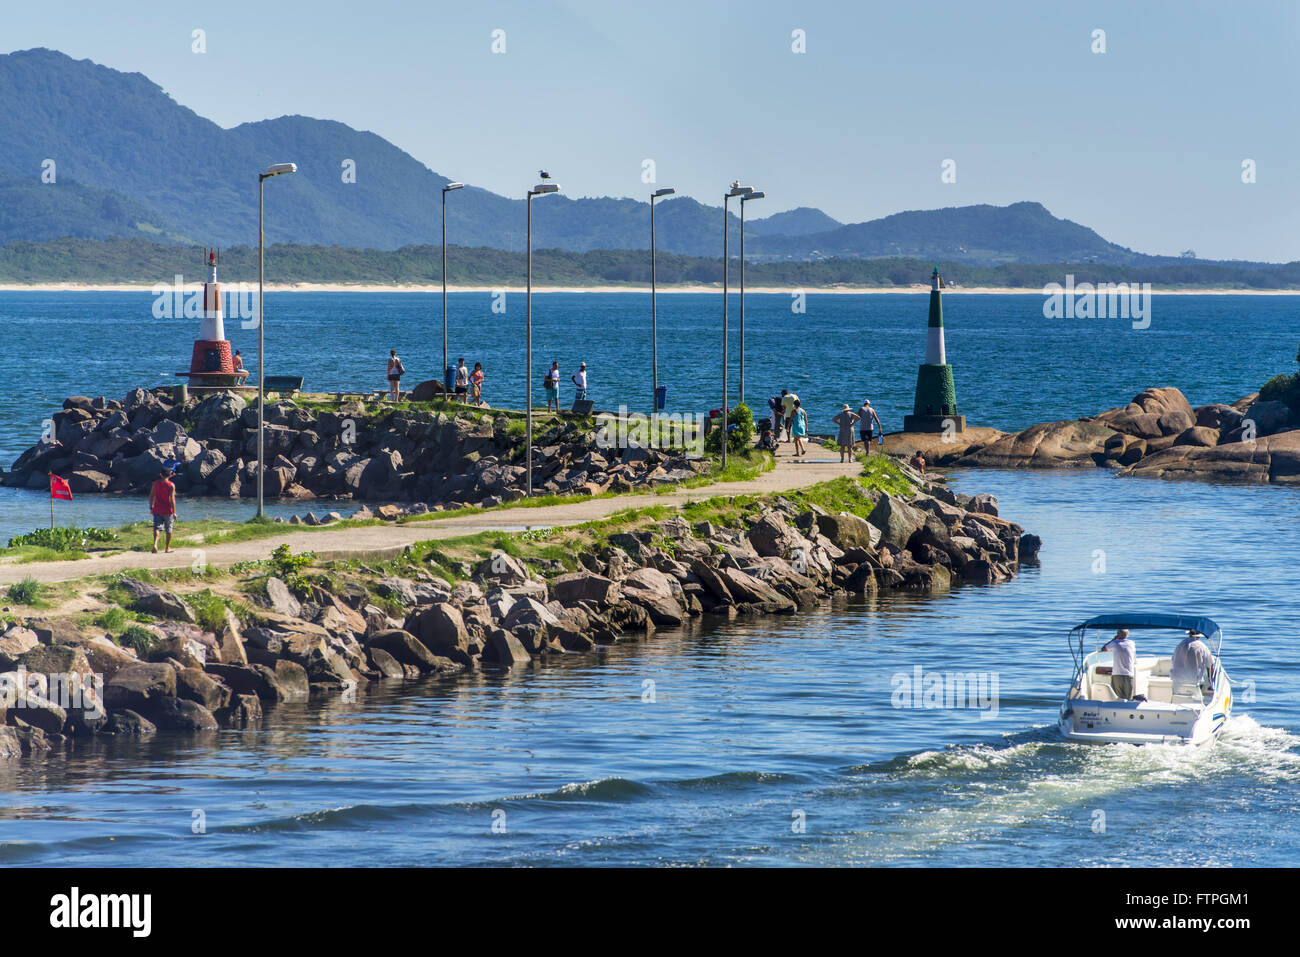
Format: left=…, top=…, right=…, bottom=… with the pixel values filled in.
left=955, top=419, right=1118, bottom=468
left=1096, top=387, right=1195, bottom=439
left=866, top=494, right=927, bottom=549
left=116, top=578, right=197, bottom=623
left=1242, top=400, right=1294, bottom=437
left=1121, top=429, right=1300, bottom=484
left=367, top=628, right=461, bottom=673
left=152, top=697, right=219, bottom=732
left=550, top=571, right=621, bottom=606
left=814, top=512, right=880, bottom=550
left=404, top=603, right=471, bottom=662
left=103, top=662, right=177, bottom=714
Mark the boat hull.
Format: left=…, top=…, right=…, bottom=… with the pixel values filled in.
left=1059, top=668, right=1231, bottom=746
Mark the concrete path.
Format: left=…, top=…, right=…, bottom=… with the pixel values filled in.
left=0, top=450, right=862, bottom=584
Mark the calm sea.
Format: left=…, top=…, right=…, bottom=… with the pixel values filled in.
left=0, top=291, right=1296, bottom=865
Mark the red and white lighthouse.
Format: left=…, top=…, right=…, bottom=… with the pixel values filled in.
left=187, top=249, right=239, bottom=385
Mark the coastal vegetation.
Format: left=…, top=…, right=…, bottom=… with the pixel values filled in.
left=4, top=237, right=1300, bottom=290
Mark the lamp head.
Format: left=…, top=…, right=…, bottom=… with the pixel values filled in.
left=652, top=187, right=676, bottom=198
left=530, top=183, right=560, bottom=195
left=444, top=182, right=465, bottom=192
left=262, top=163, right=297, bottom=179
left=742, top=191, right=765, bottom=201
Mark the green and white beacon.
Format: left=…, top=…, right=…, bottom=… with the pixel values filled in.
left=902, top=268, right=966, bottom=434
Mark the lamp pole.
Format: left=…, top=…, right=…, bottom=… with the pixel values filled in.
left=739, top=190, right=764, bottom=409
left=526, top=178, right=560, bottom=497
left=650, top=187, right=674, bottom=422
left=256, top=162, right=297, bottom=519
left=721, top=184, right=751, bottom=471
left=441, top=182, right=464, bottom=385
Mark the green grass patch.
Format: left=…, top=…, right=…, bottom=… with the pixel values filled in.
left=5, top=576, right=48, bottom=607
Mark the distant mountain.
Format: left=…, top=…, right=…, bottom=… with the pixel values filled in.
left=746, top=206, right=842, bottom=237
left=748, top=202, right=1142, bottom=265
left=0, top=48, right=1270, bottom=270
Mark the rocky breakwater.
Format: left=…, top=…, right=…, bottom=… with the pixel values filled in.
left=0, top=466, right=1040, bottom=755
left=892, top=387, right=1300, bottom=484
left=2, top=388, right=709, bottom=506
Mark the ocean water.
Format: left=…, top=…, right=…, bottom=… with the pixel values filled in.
left=0, top=289, right=1293, bottom=541
left=0, top=292, right=1297, bottom=866
left=0, top=468, right=1297, bottom=866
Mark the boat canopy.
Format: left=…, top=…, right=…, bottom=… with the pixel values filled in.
left=1074, top=612, right=1221, bottom=641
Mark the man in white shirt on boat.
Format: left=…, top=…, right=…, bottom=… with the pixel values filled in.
left=1100, top=628, right=1136, bottom=700
left=1171, top=630, right=1215, bottom=698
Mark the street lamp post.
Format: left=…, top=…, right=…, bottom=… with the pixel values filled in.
left=738, top=190, right=764, bottom=409
left=441, top=182, right=464, bottom=386
left=256, top=162, right=297, bottom=519
left=650, top=187, right=674, bottom=425
left=526, top=179, right=560, bottom=497
left=721, top=184, right=751, bottom=471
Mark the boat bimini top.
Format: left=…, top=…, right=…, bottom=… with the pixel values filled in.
left=1069, top=612, right=1223, bottom=669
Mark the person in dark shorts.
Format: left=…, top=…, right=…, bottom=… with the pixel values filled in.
left=454, top=357, right=470, bottom=402
left=857, top=399, right=882, bottom=453
left=149, top=467, right=177, bottom=553
left=387, top=350, right=404, bottom=400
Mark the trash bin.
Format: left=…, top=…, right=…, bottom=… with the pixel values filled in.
left=444, top=365, right=455, bottom=395
left=654, top=385, right=667, bottom=412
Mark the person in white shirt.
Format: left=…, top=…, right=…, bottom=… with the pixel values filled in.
left=1171, top=630, right=1215, bottom=698
left=1100, top=628, right=1136, bottom=700
left=454, top=358, right=469, bottom=403
left=572, top=362, right=588, bottom=402
left=544, top=362, right=561, bottom=412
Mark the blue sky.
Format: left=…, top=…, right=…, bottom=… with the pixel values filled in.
left=8, top=0, right=1299, bottom=260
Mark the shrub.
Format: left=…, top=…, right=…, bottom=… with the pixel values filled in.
left=117, top=624, right=157, bottom=655
left=93, top=606, right=129, bottom=632
left=6, top=576, right=43, bottom=606
left=704, top=403, right=755, bottom=455
left=188, top=589, right=229, bottom=632
left=6, top=526, right=117, bottom=551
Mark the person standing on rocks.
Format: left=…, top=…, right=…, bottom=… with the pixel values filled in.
left=545, top=362, right=561, bottom=412
left=149, top=467, right=177, bottom=554
left=790, top=399, right=808, bottom=457
left=470, top=362, right=485, bottom=406
left=832, top=404, right=860, bottom=463
left=454, top=358, right=470, bottom=403
left=387, top=349, right=404, bottom=401
left=857, top=399, right=882, bottom=453
left=572, top=362, right=589, bottom=403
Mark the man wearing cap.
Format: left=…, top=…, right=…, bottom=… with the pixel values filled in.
left=1100, top=628, right=1136, bottom=700
left=571, top=362, right=588, bottom=402
left=1171, top=630, right=1215, bottom=699
left=149, top=467, right=178, bottom=554
left=857, top=399, right=882, bottom=453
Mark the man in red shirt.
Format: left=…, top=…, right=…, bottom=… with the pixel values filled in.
left=149, top=468, right=178, bottom=553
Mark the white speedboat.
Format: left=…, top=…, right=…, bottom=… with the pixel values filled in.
left=1058, top=613, right=1231, bottom=746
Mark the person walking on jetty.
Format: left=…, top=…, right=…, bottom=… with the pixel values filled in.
left=789, top=398, right=808, bottom=457
left=832, top=404, right=860, bottom=463
left=386, top=349, right=404, bottom=401
left=545, top=362, right=561, bottom=412
left=149, top=467, right=177, bottom=554
left=768, top=393, right=784, bottom=442
left=572, top=362, right=589, bottom=402
left=470, top=362, right=485, bottom=406
left=857, top=399, right=882, bottom=453
left=454, top=357, right=470, bottom=402
left=780, top=390, right=799, bottom=441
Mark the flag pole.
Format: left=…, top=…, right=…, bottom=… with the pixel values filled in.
left=49, top=473, right=54, bottom=529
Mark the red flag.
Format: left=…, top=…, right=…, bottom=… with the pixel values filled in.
left=50, top=473, right=73, bottom=501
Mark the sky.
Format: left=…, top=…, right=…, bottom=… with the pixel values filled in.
left=6, top=0, right=1299, bottom=261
